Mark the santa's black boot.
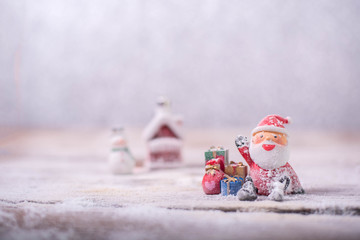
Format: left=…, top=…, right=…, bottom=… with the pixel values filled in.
left=268, top=176, right=290, bottom=202
left=237, top=176, right=258, bottom=201
left=292, top=188, right=305, bottom=194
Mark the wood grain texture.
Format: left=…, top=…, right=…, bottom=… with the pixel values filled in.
left=0, top=128, right=359, bottom=239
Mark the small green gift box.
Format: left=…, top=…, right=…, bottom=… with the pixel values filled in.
left=204, top=146, right=229, bottom=166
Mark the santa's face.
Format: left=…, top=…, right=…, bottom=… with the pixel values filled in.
left=249, top=131, right=289, bottom=170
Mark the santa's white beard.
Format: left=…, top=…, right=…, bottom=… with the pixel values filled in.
left=249, top=140, right=290, bottom=170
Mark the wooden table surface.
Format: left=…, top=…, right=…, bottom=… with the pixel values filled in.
left=0, top=128, right=359, bottom=240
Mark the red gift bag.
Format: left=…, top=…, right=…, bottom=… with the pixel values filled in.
left=202, top=159, right=224, bottom=195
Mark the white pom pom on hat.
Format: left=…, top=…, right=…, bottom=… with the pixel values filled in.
left=286, top=116, right=292, bottom=124
left=251, top=114, right=292, bottom=136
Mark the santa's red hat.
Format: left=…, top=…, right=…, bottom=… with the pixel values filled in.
left=251, top=114, right=292, bottom=136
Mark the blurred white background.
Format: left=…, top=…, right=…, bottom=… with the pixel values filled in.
left=1, top=0, right=360, bottom=129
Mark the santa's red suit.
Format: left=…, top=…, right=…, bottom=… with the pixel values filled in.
left=237, top=146, right=303, bottom=195
left=236, top=115, right=304, bottom=196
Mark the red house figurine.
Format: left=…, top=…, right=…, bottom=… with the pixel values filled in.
left=142, top=97, right=183, bottom=168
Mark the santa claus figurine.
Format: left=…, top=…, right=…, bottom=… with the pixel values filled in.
left=235, top=115, right=304, bottom=201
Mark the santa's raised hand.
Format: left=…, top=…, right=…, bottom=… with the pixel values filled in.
left=235, top=135, right=249, bottom=148
left=235, top=135, right=252, bottom=164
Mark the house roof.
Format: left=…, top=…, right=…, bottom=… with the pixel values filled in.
left=142, top=110, right=183, bottom=141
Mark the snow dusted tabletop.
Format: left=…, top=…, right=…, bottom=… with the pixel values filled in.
left=0, top=128, right=360, bottom=240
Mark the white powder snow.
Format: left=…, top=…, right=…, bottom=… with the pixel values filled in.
left=0, top=128, right=359, bottom=239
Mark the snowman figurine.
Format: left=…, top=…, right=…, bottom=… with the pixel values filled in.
left=109, top=127, right=135, bottom=174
